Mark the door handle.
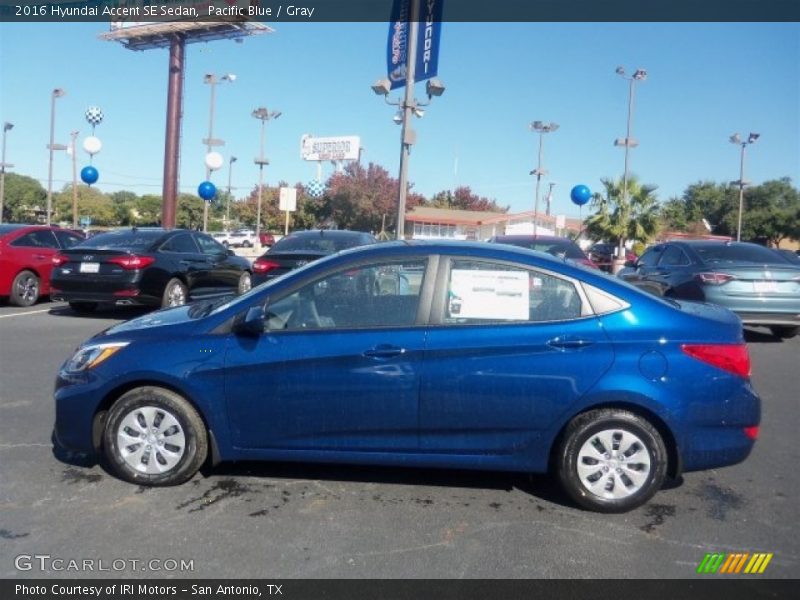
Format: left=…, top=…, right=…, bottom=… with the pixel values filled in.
left=547, top=337, right=594, bottom=350
left=34, top=254, right=47, bottom=260
left=364, top=345, right=406, bottom=359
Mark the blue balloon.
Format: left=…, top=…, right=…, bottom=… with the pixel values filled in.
left=80, top=166, right=99, bottom=185
left=198, top=181, right=217, bottom=201
left=570, top=184, right=592, bottom=206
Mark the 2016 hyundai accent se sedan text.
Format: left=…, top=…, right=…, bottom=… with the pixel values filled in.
left=53, top=241, right=760, bottom=513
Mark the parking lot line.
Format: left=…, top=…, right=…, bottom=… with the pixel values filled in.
left=0, top=308, right=53, bottom=319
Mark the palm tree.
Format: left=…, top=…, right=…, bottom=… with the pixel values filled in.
left=585, top=176, right=660, bottom=267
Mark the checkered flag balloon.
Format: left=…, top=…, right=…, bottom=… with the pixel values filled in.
left=85, top=106, right=104, bottom=127
left=305, top=180, right=325, bottom=198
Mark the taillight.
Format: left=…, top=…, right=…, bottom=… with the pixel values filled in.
left=52, top=254, right=69, bottom=267
left=681, top=343, right=751, bottom=378
left=695, top=272, right=736, bottom=285
left=743, top=426, right=759, bottom=440
left=107, top=255, right=156, bottom=270
left=253, top=258, right=279, bottom=274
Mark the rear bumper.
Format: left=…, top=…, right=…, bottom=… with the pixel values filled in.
left=51, top=288, right=160, bottom=306
left=736, top=312, right=800, bottom=327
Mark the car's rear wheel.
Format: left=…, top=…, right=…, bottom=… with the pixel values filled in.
left=10, top=270, right=40, bottom=307
left=770, top=326, right=799, bottom=339
left=242, top=240, right=252, bottom=248
left=103, top=386, right=207, bottom=486
left=556, top=408, right=667, bottom=513
left=69, top=301, right=98, bottom=314
left=237, top=272, right=252, bottom=295
left=162, top=278, right=187, bottom=308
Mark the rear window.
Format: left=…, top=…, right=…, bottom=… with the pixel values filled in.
left=496, top=238, right=586, bottom=260
left=76, top=230, right=164, bottom=250
left=694, top=243, right=789, bottom=265
left=270, top=233, right=372, bottom=254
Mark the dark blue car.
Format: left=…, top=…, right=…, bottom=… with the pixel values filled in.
left=53, top=241, right=760, bottom=513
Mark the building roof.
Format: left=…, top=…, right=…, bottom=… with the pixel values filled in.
left=406, top=206, right=583, bottom=232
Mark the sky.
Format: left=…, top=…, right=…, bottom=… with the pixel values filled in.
left=0, top=18, right=798, bottom=219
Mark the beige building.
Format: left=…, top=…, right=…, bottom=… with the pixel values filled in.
left=406, top=206, right=582, bottom=241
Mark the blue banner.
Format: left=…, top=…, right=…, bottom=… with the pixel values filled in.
left=386, top=0, right=443, bottom=90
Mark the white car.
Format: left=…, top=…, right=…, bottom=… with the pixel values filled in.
left=210, top=232, right=232, bottom=247
left=227, top=230, right=257, bottom=248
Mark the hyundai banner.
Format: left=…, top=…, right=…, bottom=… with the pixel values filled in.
left=386, top=0, right=443, bottom=90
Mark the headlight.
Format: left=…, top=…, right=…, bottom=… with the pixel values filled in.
left=64, top=342, right=129, bottom=373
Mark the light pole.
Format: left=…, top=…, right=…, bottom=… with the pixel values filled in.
left=46, top=88, right=67, bottom=225
left=529, top=121, right=559, bottom=235
left=613, top=66, right=647, bottom=271
left=729, top=132, right=759, bottom=242
left=69, top=131, right=79, bottom=229
left=371, top=77, right=445, bottom=239
left=226, top=155, right=237, bottom=230
left=252, top=107, right=281, bottom=246
left=202, top=73, right=235, bottom=231
left=0, top=122, right=13, bottom=224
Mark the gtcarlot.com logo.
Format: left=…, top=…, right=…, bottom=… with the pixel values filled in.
left=697, top=552, right=773, bottom=574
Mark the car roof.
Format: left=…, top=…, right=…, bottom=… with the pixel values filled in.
left=287, top=229, right=373, bottom=237
left=491, top=234, right=575, bottom=243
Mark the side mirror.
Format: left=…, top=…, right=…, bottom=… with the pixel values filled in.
left=233, top=305, right=265, bottom=336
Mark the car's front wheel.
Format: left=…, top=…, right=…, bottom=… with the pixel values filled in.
left=103, top=387, right=208, bottom=486
left=556, top=408, right=667, bottom=513
left=10, top=270, right=40, bottom=307
left=162, top=278, right=188, bottom=308
left=770, top=326, right=799, bottom=339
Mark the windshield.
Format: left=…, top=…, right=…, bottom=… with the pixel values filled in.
left=497, top=239, right=586, bottom=259
left=269, top=233, right=370, bottom=254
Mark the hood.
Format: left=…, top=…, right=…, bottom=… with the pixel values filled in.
left=97, top=299, right=228, bottom=339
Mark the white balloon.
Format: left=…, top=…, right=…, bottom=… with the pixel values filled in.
left=83, top=136, right=102, bottom=155
left=205, top=151, right=224, bottom=171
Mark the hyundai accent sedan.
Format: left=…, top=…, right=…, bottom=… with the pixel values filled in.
left=53, top=241, right=760, bottom=513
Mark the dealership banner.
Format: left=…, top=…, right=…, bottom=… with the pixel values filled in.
left=386, top=0, right=443, bottom=90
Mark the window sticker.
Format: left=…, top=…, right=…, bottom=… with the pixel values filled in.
left=449, top=269, right=529, bottom=320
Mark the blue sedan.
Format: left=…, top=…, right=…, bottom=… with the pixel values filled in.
left=53, top=241, right=760, bottom=513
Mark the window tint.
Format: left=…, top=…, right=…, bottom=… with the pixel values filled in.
left=160, top=233, right=199, bottom=254
left=195, top=233, right=227, bottom=255
left=265, top=260, right=426, bottom=331
left=694, top=243, right=790, bottom=265
left=444, top=259, right=582, bottom=324
left=637, top=246, right=663, bottom=267
left=54, top=230, right=84, bottom=249
left=10, top=230, right=58, bottom=249
left=659, top=245, right=689, bottom=267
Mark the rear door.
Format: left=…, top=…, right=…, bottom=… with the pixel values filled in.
left=9, top=229, right=60, bottom=293
left=419, top=257, right=614, bottom=454
left=194, top=232, right=240, bottom=292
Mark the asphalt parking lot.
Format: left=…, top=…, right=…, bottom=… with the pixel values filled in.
left=0, top=300, right=797, bottom=579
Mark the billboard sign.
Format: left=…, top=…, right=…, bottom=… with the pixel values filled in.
left=300, top=135, right=361, bottom=162
left=386, top=0, right=443, bottom=90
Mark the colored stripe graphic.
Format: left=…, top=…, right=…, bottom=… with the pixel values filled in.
left=697, top=552, right=772, bottom=574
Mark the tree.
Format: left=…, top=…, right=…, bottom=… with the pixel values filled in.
left=53, top=184, right=115, bottom=226
left=1, top=173, right=46, bottom=222
left=585, top=176, right=660, bottom=258
left=426, top=186, right=508, bottom=213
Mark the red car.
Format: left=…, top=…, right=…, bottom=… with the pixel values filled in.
left=0, top=224, right=84, bottom=306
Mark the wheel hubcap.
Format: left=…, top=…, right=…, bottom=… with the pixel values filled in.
left=576, top=429, right=651, bottom=500
left=117, top=406, right=186, bottom=474
left=17, top=276, right=38, bottom=302
left=168, top=284, right=186, bottom=306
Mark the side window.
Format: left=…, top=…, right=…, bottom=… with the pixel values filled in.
left=195, top=233, right=226, bottom=255
left=54, top=231, right=84, bottom=249
left=161, top=233, right=200, bottom=254
left=266, top=260, right=426, bottom=331
left=637, top=247, right=663, bottom=268
left=10, top=230, right=59, bottom=248
left=444, top=259, right=582, bottom=324
left=659, top=245, right=689, bottom=267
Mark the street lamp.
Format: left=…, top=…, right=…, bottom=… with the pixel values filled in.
left=202, top=73, right=235, bottom=231
left=613, top=66, right=647, bottom=271
left=0, top=122, right=14, bottom=224
left=252, top=107, right=281, bottom=246
left=729, top=132, right=759, bottom=242
left=529, top=121, right=559, bottom=235
left=69, top=131, right=79, bottom=229
left=46, top=88, right=67, bottom=225
left=226, top=155, right=237, bottom=230
left=372, top=76, right=445, bottom=239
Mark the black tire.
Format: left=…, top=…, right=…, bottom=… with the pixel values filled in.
left=103, top=386, right=208, bottom=486
left=242, top=240, right=252, bottom=248
left=770, top=326, right=799, bottom=339
left=10, top=270, right=40, bottom=307
left=161, top=278, right=188, bottom=308
left=556, top=408, right=667, bottom=513
left=237, top=271, right=252, bottom=295
left=69, top=301, right=98, bottom=314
